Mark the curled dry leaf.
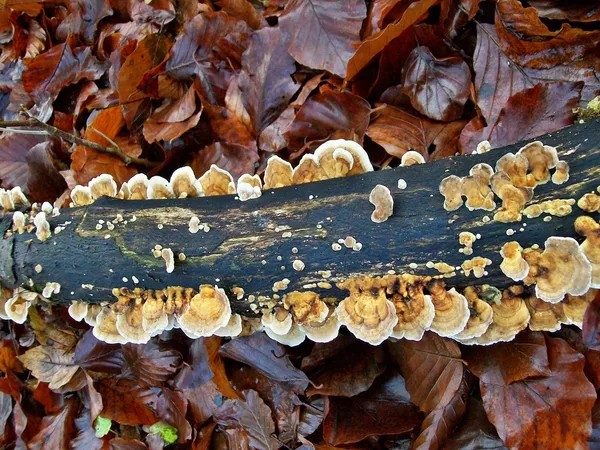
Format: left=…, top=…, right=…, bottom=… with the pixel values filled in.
left=18, top=345, right=79, bottom=391
left=528, top=1, right=600, bottom=22
left=480, top=336, right=596, bottom=449
left=306, top=340, right=387, bottom=397
left=96, top=377, right=159, bottom=426
left=219, top=332, right=309, bottom=394
left=215, top=389, right=279, bottom=450
left=71, top=106, right=141, bottom=185
left=284, top=89, right=371, bottom=153
left=323, top=371, right=421, bottom=445
left=122, top=341, right=183, bottom=387
left=155, top=387, right=192, bottom=444
left=583, top=290, right=600, bottom=350
left=279, top=0, right=366, bottom=78
left=28, top=399, right=78, bottom=450
left=73, top=329, right=126, bottom=373
left=401, top=46, right=471, bottom=122
left=462, top=330, right=551, bottom=385
left=0, top=133, right=46, bottom=192
left=388, top=332, right=464, bottom=415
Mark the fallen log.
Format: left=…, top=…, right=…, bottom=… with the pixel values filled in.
left=1, top=119, right=599, bottom=346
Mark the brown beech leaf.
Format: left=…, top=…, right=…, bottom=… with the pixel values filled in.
left=0, top=133, right=46, bottom=190
left=24, top=20, right=46, bottom=60
left=155, top=388, right=192, bottom=443
left=439, top=0, right=483, bottom=38
left=463, top=330, right=551, bottom=385
left=183, top=380, right=224, bottom=425
left=18, top=345, right=79, bottom=391
left=56, top=0, right=114, bottom=44
left=364, top=0, right=403, bottom=37
left=387, top=332, right=463, bottom=414
left=143, top=85, right=203, bottom=143
left=22, top=44, right=108, bottom=104
left=28, top=399, right=78, bottom=450
left=109, top=438, right=148, bottom=449
left=323, top=371, right=421, bottom=445
left=346, top=0, right=439, bottom=80
left=590, top=398, right=600, bottom=447
left=130, top=0, right=176, bottom=26
left=34, top=382, right=66, bottom=413
left=306, top=340, right=386, bottom=397
left=231, top=26, right=298, bottom=135
left=26, top=140, right=68, bottom=203
left=0, top=339, right=24, bottom=374
left=118, top=34, right=172, bottom=127
left=583, top=290, right=600, bottom=349
left=495, top=0, right=600, bottom=70
left=367, top=103, right=465, bottom=159
left=71, top=106, right=141, bottom=185
left=481, top=336, right=596, bottom=450
left=73, top=330, right=126, bottom=374
left=279, top=0, right=366, bottom=78
left=190, top=142, right=257, bottom=180
left=219, top=332, right=309, bottom=394
left=97, top=377, right=159, bottom=426
left=258, top=106, right=295, bottom=153
left=528, top=1, right=600, bottom=22
left=215, top=389, right=279, bottom=450
left=284, top=89, right=371, bottom=152
left=489, top=82, right=582, bottom=148
left=217, top=0, right=267, bottom=30
left=0, top=392, right=11, bottom=437
left=174, top=338, right=214, bottom=389
left=443, top=397, right=507, bottom=450
left=70, top=408, right=106, bottom=450
left=413, top=374, right=473, bottom=450
left=122, top=342, right=182, bottom=387
left=401, top=46, right=471, bottom=122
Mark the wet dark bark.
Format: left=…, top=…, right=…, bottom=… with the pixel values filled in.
left=1, top=119, right=599, bottom=313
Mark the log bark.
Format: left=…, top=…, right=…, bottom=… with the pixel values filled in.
left=1, top=119, right=599, bottom=314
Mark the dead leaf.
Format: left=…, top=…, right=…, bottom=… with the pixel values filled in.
left=229, top=26, right=298, bottom=135
left=73, top=330, right=126, bottom=374
left=583, top=290, right=600, bottom=350
left=71, top=106, right=141, bottom=185
left=306, top=340, right=386, bottom=397
left=109, top=438, right=148, bottom=449
left=217, top=0, right=266, bottom=30
left=346, top=0, right=439, bottom=80
left=174, top=338, right=215, bottom=389
left=323, top=371, right=421, bottom=445
left=215, top=389, right=279, bottom=450
left=439, top=0, right=483, bottom=38
left=413, top=373, right=473, bottom=450
left=0, top=133, right=46, bottom=190
left=258, top=106, right=295, bottom=153
left=28, top=399, right=78, bottom=450
left=463, top=330, right=551, bottom=385
left=34, top=382, right=66, bottom=413
left=70, top=408, right=105, bottom=450
left=219, top=332, right=309, bottom=394
left=190, top=141, right=257, bottom=180
left=142, top=84, right=203, bottom=143
left=0, top=392, right=11, bottom=437
left=154, top=388, right=192, bottom=443
left=495, top=0, right=600, bottom=70
left=97, top=377, right=159, bottom=426
left=401, top=46, right=471, bottom=122
left=480, top=336, right=596, bottom=449
left=22, top=43, right=108, bottom=105
left=130, top=0, right=175, bottom=26
left=388, top=332, right=463, bottom=414
left=284, top=89, right=371, bottom=153
left=117, top=34, right=172, bottom=127
left=183, top=380, right=224, bottom=425
left=0, top=339, right=24, bottom=374
left=25, top=140, right=69, bottom=203
left=122, top=342, right=182, bottom=387
left=24, top=19, right=46, bottom=60
left=528, top=1, right=600, bottom=22
left=279, top=0, right=365, bottom=78
left=443, top=396, right=508, bottom=450
left=364, top=0, right=404, bottom=37
left=18, top=345, right=80, bottom=391
left=56, top=0, right=114, bottom=44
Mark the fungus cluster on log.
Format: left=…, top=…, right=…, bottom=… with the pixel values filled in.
left=1, top=122, right=599, bottom=347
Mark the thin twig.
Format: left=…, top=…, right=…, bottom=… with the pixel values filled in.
left=0, top=118, right=158, bottom=168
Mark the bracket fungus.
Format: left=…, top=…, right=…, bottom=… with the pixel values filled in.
left=214, top=313, right=243, bottom=338
left=336, top=278, right=398, bottom=345
left=574, top=216, right=600, bottom=288
left=4, top=288, right=36, bottom=324
left=70, top=185, right=93, bottom=206
left=490, top=172, right=533, bottom=222
left=141, top=291, right=169, bottom=336
left=264, top=156, right=294, bottom=189
left=161, top=248, right=175, bottom=273
left=386, top=275, right=434, bottom=341
left=177, top=285, right=232, bottom=338
left=68, top=301, right=88, bottom=322
left=116, top=299, right=151, bottom=344
left=128, top=173, right=149, bottom=199
left=261, top=307, right=293, bottom=335
left=516, top=141, right=559, bottom=184
left=461, top=257, right=492, bottom=278
left=452, top=286, right=493, bottom=340
left=439, top=175, right=463, bottom=211
left=89, top=174, right=118, bottom=199
left=369, top=184, right=393, bottom=223
left=12, top=211, right=25, bottom=234
left=523, top=236, right=592, bottom=303
left=199, top=165, right=235, bottom=196
left=461, top=175, right=495, bottom=211
left=525, top=295, right=566, bottom=332
left=34, top=212, right=51, bottom=241
left=314, top=139, right=374, bottom=175
left=93, top=307, right=127, bottom=344
left=552, top=160, right=570, bottom=184
left=500, top=241, right=529, bottom=281
left=427, top=281, right=469, bottom=337
left=148, top=176, right=174, bottom=199
left=170, top=166, right=203, bottom=198
left=400, top=151, right=425, bottom=167
left=283, top=292, right=329, bottom=325
left=236, top=174, right=262, bottom=201
left=495, top=153, right=536, bottom=188
left=563, top=290, right=597, bottom=327
left=578, top=193, right=600, bottom=213
left=459, top=232, right=477, bottom=256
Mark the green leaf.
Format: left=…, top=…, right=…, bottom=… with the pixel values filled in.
left=148, top=421, right=178, bottom=446
left=94, top=416, right=111, bottom=438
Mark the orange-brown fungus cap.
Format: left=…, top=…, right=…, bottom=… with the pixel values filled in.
left=575, top=216, right=600, bottom=288
left=516, top=141, right=558, bottom=185
left=439, top=175, right=463, bottom=211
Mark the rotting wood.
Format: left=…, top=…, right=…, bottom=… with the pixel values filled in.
left=0, top=119, right=599, bottom=320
